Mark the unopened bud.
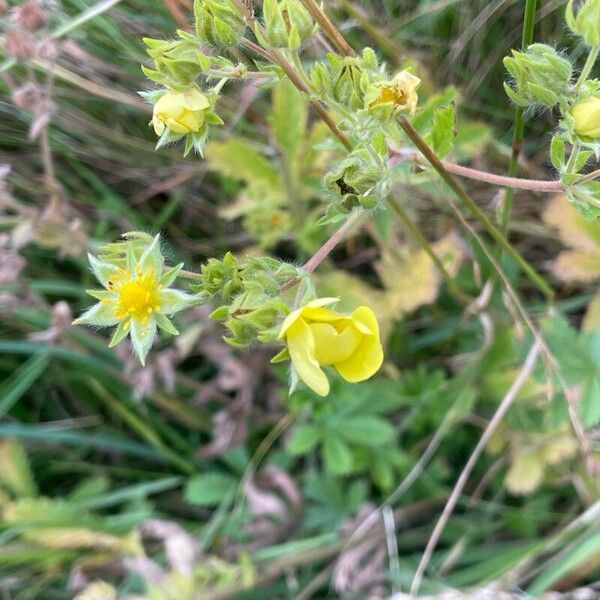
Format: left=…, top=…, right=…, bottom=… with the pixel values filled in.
left=566, top=0, right=600, bottom=47
left=503, top=44, right=572, bottom=108
left=194, top=0, right=246, bottom=47
left=260, top=0, right=314, bottom=49
left=571, top=95, right=600, bottom=139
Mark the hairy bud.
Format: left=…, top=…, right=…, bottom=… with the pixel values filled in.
left=259, top=0, right=315, bottom=49
left=194, top=0, right=246, bottom=47
left=503, top=44, right=572, bottom=108
left=566, top=0, right=600, bottom=47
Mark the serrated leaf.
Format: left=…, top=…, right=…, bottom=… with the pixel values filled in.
left=550, top=136, right=565, bottom=170
left=205, top=138, right=284, bottom=197
left=287, top=425, right=321, bottom=455
left=431, top=104, right=455, bottom=159
left=269, top=80, right=307, bottom=167
left=184, top=472, right=237, bottom=506
left=579, top=376, right=600, bottom=428
left=0, top=439, right=37, bottom=498
left=376, top=232, right=464, bottom=316
left=322, top=436, right=353, bottom=475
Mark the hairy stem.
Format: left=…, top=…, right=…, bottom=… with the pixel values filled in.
left=280, top=210, right=364, bottom=293
left=576, top=45, right=600, bottom=91
left=399, top=117, right=554, bottom=299
left=498, top=0, right=538, bottom=238
left=300, top=0, right=356, bottom=57
left=391, top=147, right=563, bottom=192
left=293, top=0, right=553, bottom=299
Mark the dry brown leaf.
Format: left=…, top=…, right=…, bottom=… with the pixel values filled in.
left=543, top=194, right=600, bottom=255
left=583, top=291, right=600, bottom=331
left=542, top=435, right=579, bottom=466
left=505, top=450, right=545, bottom=495
left=376, top=232, right=465, bottom=317
left=552, top=250, right=600, bottom=283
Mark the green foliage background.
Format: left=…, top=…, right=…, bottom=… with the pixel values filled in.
left=2, top=0, right=600, bottom=598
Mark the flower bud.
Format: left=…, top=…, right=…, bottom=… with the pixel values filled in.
left=152, top=89, right=210, bottom=136
left=200, top=252, right=243, bottom=302
left=144, top=37, right=209, bottom=85
left=310, top=51, right=376, bottom=111
left=571, top=95, right=600, bottom=138
left=325, top=148, right=387, bottom=213
left=366, top=70, right=421, bottom=117
left=259, top=0, right=314, bottom=49
left=503, top=44, right=572, bottom=108
left=194, top=0, right=246, bottom=47
left=566, top=0, right=600, bottom=47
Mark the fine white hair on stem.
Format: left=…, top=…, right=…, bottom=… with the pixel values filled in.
left=410, top=340, right=542, bottom=597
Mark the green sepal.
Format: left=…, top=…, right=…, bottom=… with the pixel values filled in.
left=108, top=320, right=130, bottom=348
left=270, top=347, right=290, bottom=364
left=154, top=312, right=179, bottom=336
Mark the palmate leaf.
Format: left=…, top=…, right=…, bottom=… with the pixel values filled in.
left=430, top=103, right=455, bottom=159
left=205, top=138, right=284, bottom=197
left=375, top=231, right=465, bottom=316
left=269, top=80, right=307, bottom=168
left=543, top=317, right=600, bottom=427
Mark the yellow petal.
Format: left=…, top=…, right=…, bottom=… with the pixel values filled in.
left=154, top=91, right=186, bottom=115
left=335, top=306, right=383, bottom=383
left=182, top=89, right=210, bottom=111
left=176, top=109, right=205, bottom=132
left=152, top=114, right=165, bottom=136
left=286, top=319, right=330, bottom=396
left=301, top=306, right=348, bottom=323
left=164, top=117, right=190, bottom=134
left=310, top=322, right=361, bottom=365
left=278, top=297, right=339, bottom=339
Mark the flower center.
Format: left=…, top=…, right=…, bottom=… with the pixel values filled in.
left=310, top=321, right=362, bottom=366
left=115, top=272, right=161, bottom=322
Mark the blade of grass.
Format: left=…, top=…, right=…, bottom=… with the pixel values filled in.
left=0, top=352, right=50, bottom=418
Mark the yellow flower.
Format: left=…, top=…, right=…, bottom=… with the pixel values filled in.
left=152, top=89, right=210, bottom=136
left=369, top=70, right=421, bottom=114
left=571, top=95, right=600, bottom=139
left=278, top=298, right=383, bottom=396
left=73, top=234, right=194, bottom=364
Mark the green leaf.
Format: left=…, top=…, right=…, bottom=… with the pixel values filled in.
left=287, top=425, right=321, bottom=455
left=0, top=439, right=37, bottom=498
left=205, top=138, right=283, bottom=196
left=0, top=352, right=50, bottom=418
left=334, top=416, right=394, bottom=447
left=579, top=376, right=600, bottom=427
left=550, top=136, right=565, bottom=171
left=322, top=436, right=353, bottom=475
left=184, top=472, right=237, bottom=506
left=269, top=80, right=307, bottom=167
left=430, top=104, right=455, bottom=159
left=527, top=529, right=600, bottom=596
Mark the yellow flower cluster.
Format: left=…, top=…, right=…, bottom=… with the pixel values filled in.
left=278, top=298, right=383, bottom=396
